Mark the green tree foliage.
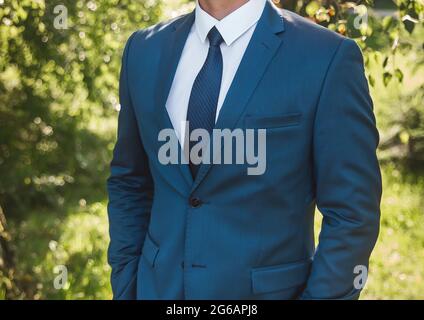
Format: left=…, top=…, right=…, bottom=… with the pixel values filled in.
left=278, top=0, right=423, bottom=82
left=0, top=0, right=161, bottom=216
left=0, top=0, right=162, bottom=299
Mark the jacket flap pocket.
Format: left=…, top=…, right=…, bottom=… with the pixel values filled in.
left=251, top=257, right=312, bottom=294
left=142, top=232, right=159, bottom=267
left=244, top=113, right=301, bottom=129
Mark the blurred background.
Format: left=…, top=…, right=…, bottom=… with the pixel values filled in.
left=0, top=0, right=423, bottom=299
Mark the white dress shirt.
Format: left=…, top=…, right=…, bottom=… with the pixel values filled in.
left=165, top=0, right=267, bottom=146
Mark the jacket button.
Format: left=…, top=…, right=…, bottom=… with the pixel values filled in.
left=189, top=197, right=202, bottom=208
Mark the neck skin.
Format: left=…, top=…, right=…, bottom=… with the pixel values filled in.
left=198, top=0, right=250, bottom=20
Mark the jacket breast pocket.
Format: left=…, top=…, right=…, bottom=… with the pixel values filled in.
left=244, top=113, right=302, bottom=129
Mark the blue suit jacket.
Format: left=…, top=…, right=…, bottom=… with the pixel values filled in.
left=107, top=1, right=382, bottom=300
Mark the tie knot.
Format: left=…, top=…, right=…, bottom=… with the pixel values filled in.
left=207, top=27, right=224, bottom=47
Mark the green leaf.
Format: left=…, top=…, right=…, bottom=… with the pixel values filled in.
left=305, top=1, right=320, bottom=17
left=383, top=56, right=389, bottom=68
left=328, top=23, right=336, bottom=31
left=382, top=16, right=394, bottom=31
left=399, top=131, right=409, bottom=144
left=402, top=15, right=418, bottom=34
left=403, top=19, right=415, bottom=34
left=383, top=72, right=393, bottom=87
left=373, top=51, right=382, bottom=65
left=394, top=68, right=404, bottom=82
left=368, top=74, right=375, bottom=87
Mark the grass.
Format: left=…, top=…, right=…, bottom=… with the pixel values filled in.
left=362, top=165, right=424, bottom=299
left=9, top=202, right=111, bottom=299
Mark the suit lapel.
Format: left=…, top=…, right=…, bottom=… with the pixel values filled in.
left=191, top=1, right=285, bottom=192
left=154, top=12, right=195, bottom=188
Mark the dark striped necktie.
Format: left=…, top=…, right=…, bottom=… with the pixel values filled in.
left=186, top=26, right=224, bottom=178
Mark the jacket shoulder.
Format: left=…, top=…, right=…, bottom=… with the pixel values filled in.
left=276, top=9, right=357, bottom=63
left=280, top=9, right=345, bottom=43
left=131, top=13, right=191, bottom=45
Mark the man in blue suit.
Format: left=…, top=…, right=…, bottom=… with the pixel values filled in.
left=107, top=0, right=382, bottom=300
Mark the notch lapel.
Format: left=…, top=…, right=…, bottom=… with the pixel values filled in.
left=154, top=12, right=195, bottom=189
left=191, top=1, right=285, bottom=192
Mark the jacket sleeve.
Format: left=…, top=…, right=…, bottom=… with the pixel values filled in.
left=301, top=38, right=382, bottom=299
left=107, top=31, right=153, bottom=300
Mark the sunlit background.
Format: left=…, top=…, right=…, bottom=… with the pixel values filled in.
left=0, top=0, right=423, bottom=299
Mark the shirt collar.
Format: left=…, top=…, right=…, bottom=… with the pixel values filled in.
left=195, top=0, right=267, bottom=46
